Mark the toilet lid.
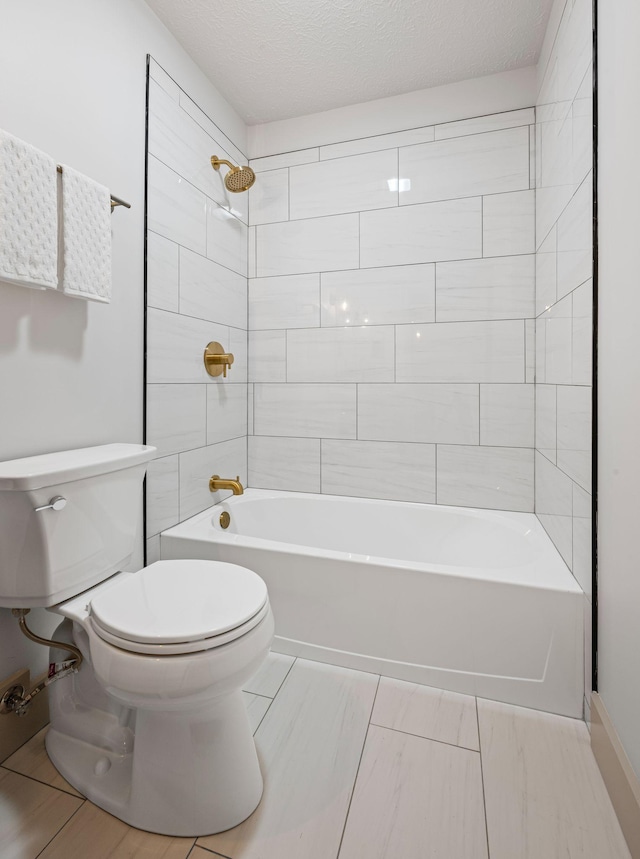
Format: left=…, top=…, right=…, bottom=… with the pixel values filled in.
left=89, top=560, right=268, bottom=645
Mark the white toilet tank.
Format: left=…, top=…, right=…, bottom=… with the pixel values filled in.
left=0, top=444, right=156, bottom=607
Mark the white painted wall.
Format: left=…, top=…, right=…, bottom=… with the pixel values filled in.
left=0, top=0, right=245, bottom=681
left=248, top=67, right=537, bottom=158
left=598, top=0, right=640, bottom=779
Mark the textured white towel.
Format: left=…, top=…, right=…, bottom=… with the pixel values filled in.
left=59, top=164, right=112, bottom=303
left=0, top=129, right=58, bottom=289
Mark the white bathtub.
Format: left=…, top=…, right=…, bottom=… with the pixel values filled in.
left=161, top=489, right=584, bottom=717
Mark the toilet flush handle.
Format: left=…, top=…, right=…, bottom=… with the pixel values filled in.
left=34, top=495, right=67, bottom=513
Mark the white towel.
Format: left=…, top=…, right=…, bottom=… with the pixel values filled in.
left=59, top=164, right=112, bottom=303
left=0, top=129, right=58, bottom=290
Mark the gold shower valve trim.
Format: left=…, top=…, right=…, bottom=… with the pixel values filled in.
left=204, top=342, right=234, bottom=378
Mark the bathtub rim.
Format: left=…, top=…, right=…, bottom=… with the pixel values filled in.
left=162, top=489, right=582, bottom=595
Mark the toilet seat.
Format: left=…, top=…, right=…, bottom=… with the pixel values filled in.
left=87, top=559, right=269, bottom=656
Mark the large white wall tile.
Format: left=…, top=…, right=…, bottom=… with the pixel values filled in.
left=146, top=455, right=179, bottom=537
left=178, top=90, right=247, bottom=173
left=179, top=437, right=247, bottom=519
left=206, top=200, right=248, bottom=276
left=148, top=79, right=246, bottom=223
left=290, top=149, right=398, bottom=219
left=525, top=319, right=535, bottom=383
left=339, top=726, right=487, bottom=859
left=436, top=255, right=535, bottom=321
left=249, top=274, right=320, bottom=330
left=179, top=248, right=247, bottom=329
left=320, top=125, right=435, bottom=160
left=287, top=326, right=395, bottom=382
left=483, top=189, right=535, bottom=257
left=146, top=384, right=207, bottom=456
left=535, top=226, right=557, bottom=316
left=247, top=384, right=254, bottom=434
left=254, top=383, right=356, bottom=438
left=249, top=330, right=287, bottom=382
left=228, top=326, right=248, bottom=382
left=249, top=167, right=289, bottom=226
left=257, top=214, right=359, bottom=276
left=572, top=279, right=593, bottom=386
left=321, top=439, right=436, bottom=503
left=480, top=384, right=534, bottom=447
left=540, top=292, right=573, bottom=384
left=250, top=148, right=319, bottom=172
left=248, top=226, right=256, bottom=277
left=358, top=383, right=479, bottom=444
left=557, top=385, right=591, bottom=491
left=434, top=108, right=535, bottom=141
left=437, top=445, right=534, bottom=512
left=557, top=173, right=593, bottom=299
left=147, top=231, right=178, bottom=312
left=573, top=484, right=592, bottom=597
left=400, top=126, right=530, bottom=205
left=147, top=308, right=229, bottom=384
left=396, top=320, right=525, bottom=383
left=321, top=264, right=434, bottom=327
left=360, top=198, right=482, bottom=267
left=535, top=384, right=557, bottom=462
left=535, top=451, right=573, bottom=567
left=206, top=383, right=248, bottom=444
left=248, top=436, right=321, bottom=492
left=149, top=59, right=180, bottom=101
left=147, top=155, right=207, bottom=254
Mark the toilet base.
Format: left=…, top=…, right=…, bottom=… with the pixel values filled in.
left=46, top=689, right=264, bottom=836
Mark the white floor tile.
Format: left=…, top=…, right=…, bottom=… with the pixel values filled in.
left=243, top=652, right=295, bottom=698
left=478, top=698, right=630, bottom=859
left=338, top=725, right=487, bottom=859
left=371, top=677, right=479, bottom=750
left=243, top=693, right=272, bottom=734
left=200, top=660, right=378, bottom=859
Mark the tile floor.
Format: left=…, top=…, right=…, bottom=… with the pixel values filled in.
left=0, top=653, right=631, bottom=859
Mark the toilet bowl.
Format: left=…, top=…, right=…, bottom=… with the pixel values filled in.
left=46, top=559, right=274, bottom=836
left=0, top=444, right=273, bottom=836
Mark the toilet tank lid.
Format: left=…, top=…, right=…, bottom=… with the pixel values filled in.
left=0, top=444, right=157, bottom=490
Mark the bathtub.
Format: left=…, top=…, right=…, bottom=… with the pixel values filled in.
left=160, top=489, right=584, bottom=717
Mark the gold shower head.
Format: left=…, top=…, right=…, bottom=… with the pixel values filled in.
left=210, top=156, right=256, bottom=192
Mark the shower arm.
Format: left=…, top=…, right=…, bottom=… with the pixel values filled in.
left=211, top=157, right=235, bottom=171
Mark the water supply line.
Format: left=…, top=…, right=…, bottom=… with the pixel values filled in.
left=0, top=609, right=83, bottom=717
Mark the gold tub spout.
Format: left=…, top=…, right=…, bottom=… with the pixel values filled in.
left=209, top=475, right=244, bottom=495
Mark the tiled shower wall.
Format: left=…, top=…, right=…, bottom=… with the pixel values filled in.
left=145, top=59, right=248, bottom=561
left=247, top=109, right=537, bottom=510
left=534, top=0, right=593, bottom=705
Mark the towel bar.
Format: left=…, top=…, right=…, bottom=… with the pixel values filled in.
left=56, top=165, right=131, bottom=212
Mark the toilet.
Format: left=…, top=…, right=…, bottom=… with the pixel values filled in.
left=0, top=443, right=274, bottom=837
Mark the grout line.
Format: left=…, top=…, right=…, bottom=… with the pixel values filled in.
left=33, top=798, right=87, bottom=858
left=368, top=723, right=481, bottom=755
left=475, top=699, right=492, bottom=859
left=335, top=675, right=381, bottom=859
left=244, top=252, right=534, bottom=282
left=0, top=762, right=84, bottom=800
left=243, top=689, right=275, bottom=701
left=252, top=112, right=533, bottom=164
left=190, top=843, right=232, bottom=858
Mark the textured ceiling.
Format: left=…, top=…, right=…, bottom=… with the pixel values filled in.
left=145, top=0, right=553, bottom=125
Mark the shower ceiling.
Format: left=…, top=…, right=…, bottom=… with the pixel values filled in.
left=144, top=0, right=554, bottom=124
